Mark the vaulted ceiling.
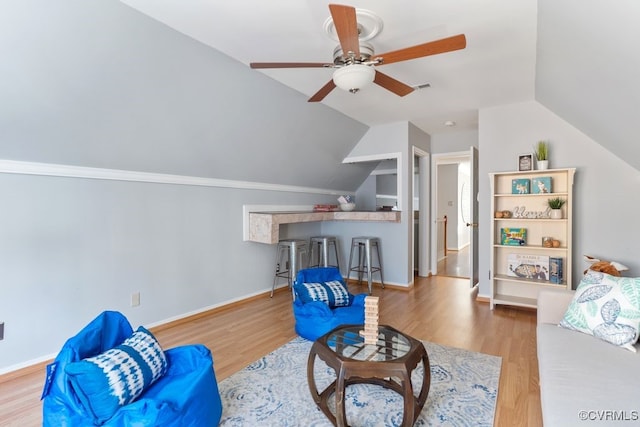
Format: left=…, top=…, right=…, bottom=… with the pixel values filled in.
left=119, top=0, right=537, bottom=135
left=119, top=1, right=640, bottom=171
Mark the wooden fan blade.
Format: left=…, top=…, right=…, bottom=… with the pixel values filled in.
left=329, top=4, right=360, bottom=59
left=374, top=34, right=467, bottom=66
left=250, top=62, right=331, bottom=69
left=308, top=80, right=336, bottom=102
left=374, top=71, right=414, bottom=97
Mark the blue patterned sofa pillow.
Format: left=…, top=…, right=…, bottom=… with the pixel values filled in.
left=64, top=326, right=168, bottom=424
left=295, top=280, right=352, bottom=308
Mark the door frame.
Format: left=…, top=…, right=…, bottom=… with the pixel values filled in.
left=430, top=150, right=475, bottom=277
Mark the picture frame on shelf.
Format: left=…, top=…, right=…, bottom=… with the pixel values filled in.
left=511, top=179, right=530, bottom=194
left=518, top=153, right=534, bottom=171
left=532, top=176, right=552, bottom=194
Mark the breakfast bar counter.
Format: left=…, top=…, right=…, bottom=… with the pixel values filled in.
left=249, top=210, right=401, bottom=244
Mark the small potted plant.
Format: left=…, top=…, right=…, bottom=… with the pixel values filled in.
left=547, top=197, right=566, bottom=219
left=534, top=140, right=549, bottom=170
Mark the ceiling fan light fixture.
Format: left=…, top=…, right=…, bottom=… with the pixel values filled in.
left=333, top=64, right=375, bottom=93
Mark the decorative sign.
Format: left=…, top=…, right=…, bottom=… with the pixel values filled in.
left=518, top=153, right=534, bottom=171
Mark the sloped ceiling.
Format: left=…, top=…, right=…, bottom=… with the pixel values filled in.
left=0, top=0, right=375, bottom=191
left=121, top=1, right=640, bottom=171
left=119, top=0, right=538, bottom=135
left=536, top=0, right=640, bottom=171
left=4, top=0, right=636, bottom=189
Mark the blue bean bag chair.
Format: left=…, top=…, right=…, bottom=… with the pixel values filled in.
left=292, top=267, right=366, bottom=340
left=42, top=311, right=222, bottom=426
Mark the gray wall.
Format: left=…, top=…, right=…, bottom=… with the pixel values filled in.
left=430, top=130, right=479, bottom=154
left=478, top=100, right=640, bottom=299
left=0, top=0, right=376, bottom=371
left=376, top=174, right=398, bottom=207
left=536, top=0, right=640, bottom=171
left=328, top=121, right=431, bottom=286
left=437, top=164, right=459, bottom=250
left=355, top=175, right=377, bottom=211
left=0, top=0, right=372, bottom=189
left=3, top=0, right=638, bottom=372
left=0, top=171, right=339, bottom=369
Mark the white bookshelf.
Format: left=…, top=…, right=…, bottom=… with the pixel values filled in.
left=489, top=168, right=575, bottom=309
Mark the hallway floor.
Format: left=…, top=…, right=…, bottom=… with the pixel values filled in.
left=436, top=245, right=470, bottom=278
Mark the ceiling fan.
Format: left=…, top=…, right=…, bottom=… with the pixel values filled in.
left=250, top=4, right=466, bottom=102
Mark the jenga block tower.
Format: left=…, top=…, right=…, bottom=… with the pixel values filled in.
left=359, top=296, right=379, bottom=345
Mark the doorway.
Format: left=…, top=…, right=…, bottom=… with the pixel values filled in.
left=430, top=148, right=478, bottom=286
left=413, top=148, right=430, bottom=278
left=437, top=245, right=470, bottom=278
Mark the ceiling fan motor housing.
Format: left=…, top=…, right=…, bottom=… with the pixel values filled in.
left=333, top=43, right=374, bottom=65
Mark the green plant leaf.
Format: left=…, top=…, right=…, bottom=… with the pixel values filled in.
left=534, top=140, right=548, bottom=160
left=547, top=197, right=566, bottom=209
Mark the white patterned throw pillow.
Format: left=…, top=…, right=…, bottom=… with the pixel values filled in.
left=324, top=280, right=351, bottom=307
left=64, top=326, right=168, bottom=423
left=560, top=271, right=640, bottom=351
left=297, top=282, right=330, bottom=305
left=294, top=280, right=352, bottom=308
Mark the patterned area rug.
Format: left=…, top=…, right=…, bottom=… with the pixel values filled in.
left=219, top=336, right=501, bottom=426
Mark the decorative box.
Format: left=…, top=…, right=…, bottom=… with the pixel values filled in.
left=511, top=179, right=530, bottom=194
left=500, top=228, right=527, bottom=246
left=532, top=177, right=552, bottom=194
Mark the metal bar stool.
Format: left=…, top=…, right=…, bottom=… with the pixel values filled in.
left=347, top=236, right=384, bottom=295
left=308, top=236, right=341, bottom=270
left=272, top=239, right=308, bottom=297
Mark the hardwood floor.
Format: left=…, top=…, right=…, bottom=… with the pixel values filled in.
left=0, top=275, right=542, bottom=426
left=436, top=245, right=470, bottom=278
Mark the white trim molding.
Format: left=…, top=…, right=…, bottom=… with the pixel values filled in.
left=0, top=159, right=355, bottom=196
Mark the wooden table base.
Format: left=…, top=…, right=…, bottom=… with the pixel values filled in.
left=307, top=325, right=431, bottom=427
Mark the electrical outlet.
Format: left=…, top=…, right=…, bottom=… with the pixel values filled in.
left=0, top=322, right=4, bottom=341
left=131, top=292, right=140, bottom=307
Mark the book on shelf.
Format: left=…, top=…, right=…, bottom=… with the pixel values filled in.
left=549, top=257, right=564, bottom=284
left=507, top=254, right=549, bottom=280
left=532, top=177, right=552, bottom=194
left=501, top=228, right=527, bottom=246
left=313, top=204, right=338, bottom=212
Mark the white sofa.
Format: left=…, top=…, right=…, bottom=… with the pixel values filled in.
left=537, top=288, right=640, bottom=426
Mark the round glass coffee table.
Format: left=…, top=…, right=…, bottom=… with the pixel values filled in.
left=307, top=324, right=430, bottom=427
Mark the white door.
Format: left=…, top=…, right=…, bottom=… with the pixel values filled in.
left=417, top=152, right=430, bottom=277
left=468, top=146, right=479, bottom=287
